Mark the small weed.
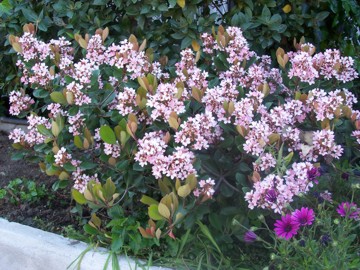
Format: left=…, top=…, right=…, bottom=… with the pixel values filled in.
left=0, top=178, right=47, bottom=205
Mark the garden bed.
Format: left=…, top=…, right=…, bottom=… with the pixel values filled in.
left=0, top=129, right=75, bottom=234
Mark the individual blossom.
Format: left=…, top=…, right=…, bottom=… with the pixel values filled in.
left=307, top=167, right=321, bottom=184
left=336, top=202, right=359, bottom=219
left=244, top=231, right=258, bottom=243
left=292, top=207, right=315, bottom=226
left=9, top=90, right=34, bottom=116
left=274, top=214, right=300, bottom=240
left=352, top=130, right=360, bottom=144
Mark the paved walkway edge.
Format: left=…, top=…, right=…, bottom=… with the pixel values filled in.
left=0, top=218, right=168, bottom=270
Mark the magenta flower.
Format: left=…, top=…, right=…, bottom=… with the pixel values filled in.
left=274, top=214, right=300, bottom=240
left=292, top=207, right=315, bottom=226
left=244, top=231, right=258, bottom=243
left=336, top=202, right=359, bottom=219
left=307, top=167, right=321, bottom=184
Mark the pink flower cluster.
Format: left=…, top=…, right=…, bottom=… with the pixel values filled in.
left=135, top=132, right=196, bottom=180
left=193, top=178, right=216, bottom=198
left=115, top=87, right=137, bottom=116
left=288, top=45, right=358, bottom=84
left=146, top=83, right=186, bottom=121
left=175, top=112, right=222, bottom=150
left=175, top=49, right=208, bottom=90
left=9, top=90, right=34, bottom=116
left=245, top=162, right=315, bottom=213
left=54, top=147, right=72, bottom=167
left=301, top=130, right=343, bottom=161
left=9, top=114, right=51, bottom=146
left=72, top=167, right=99, bottom=193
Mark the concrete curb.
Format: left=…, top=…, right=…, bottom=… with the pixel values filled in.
left=0, top=218, right=170, bottom=270
left=0, top=117, right=27, bottom=133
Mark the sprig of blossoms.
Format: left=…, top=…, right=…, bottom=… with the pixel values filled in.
left=9, top=90, right=34, bottom=116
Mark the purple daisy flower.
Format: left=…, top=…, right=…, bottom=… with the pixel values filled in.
left=336, top=202, right=359, bottom=219
left=307, top=167, right=321, bottom=184
left=265, top=189, right=277, bottom=203
left=292, top=207, right=315, bottom=226
left=244, top=231, right=257, bottom=243
left=274, top=214, right=300, bottom=240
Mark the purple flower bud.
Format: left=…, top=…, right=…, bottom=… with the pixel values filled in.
left=244, top=231, right=258, bottom=243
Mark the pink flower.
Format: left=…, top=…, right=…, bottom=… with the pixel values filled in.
left=292, top=207, right=315, bottom=226
left=274, top=214, right=300, bottom=240
left=336, top=202, right=359, bottom=219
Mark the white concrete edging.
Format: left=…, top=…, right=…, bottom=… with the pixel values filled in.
left=0, top=218, right=170, bottom=270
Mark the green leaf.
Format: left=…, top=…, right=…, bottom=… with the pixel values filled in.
left=100, top=125, right=116, bottom=144
left=37, top=124, right=53, bottom=137
left=84, top=224, right=98, bottom=235
left=103, top=178, right=116, bottom=199
left=148, top=204, right=164, bottom=220
left=261, top=6, right=271, bottom=21
left=140, top=195, right=159, bottom=206
left=0, top=0, right=12, bottom=16
left=80, top=161, right=98, bottom=170
left=316, top=11, right=330, bottom=21
left=158, top=203, right=171, bottom=219
left=177, top=184, right=191, bottom=198
left=21, top=8, right=38, bottom=22
left=50, top=92, right=67, bottom=105
left=74, top=135, right=83, bottom=148
left=72, top=189, right=87, bottom=204
left=196, top=221, right=222, bottom=255
left=111, top=234, right=123, bottom=251
left=33, top=89, right=49, bottom=99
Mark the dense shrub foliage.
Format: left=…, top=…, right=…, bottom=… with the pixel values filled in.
left=1, top=0, right=360, bottom=115
left=7, top=21, right=360, bottom=268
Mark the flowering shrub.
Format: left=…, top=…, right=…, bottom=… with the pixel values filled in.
left=7, top=23, right=360, bottom=267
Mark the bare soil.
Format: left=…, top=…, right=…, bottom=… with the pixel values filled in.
left=0, top=130, right=77, bottom=234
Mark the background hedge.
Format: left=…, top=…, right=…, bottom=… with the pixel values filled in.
left=1, top=0, right=359, bottom=115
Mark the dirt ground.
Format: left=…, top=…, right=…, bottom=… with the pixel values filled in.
left=0, top=130, right=76, bottom=234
